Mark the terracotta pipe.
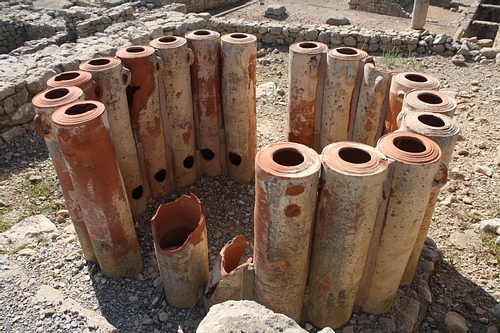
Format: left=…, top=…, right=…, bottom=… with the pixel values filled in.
left=150, top=36, right=198, bottom=188
left=320, top=47, right=367, bottom=150
left=355, top=132, right=444, bottom=315
left=397, top=112, right=458, bottom=286
left=52, top=101, right=143, bottom=278
left=351, top=62, right=391, bottom=147
left=220, top=33, right=257, bottom=184
left=308, top=142, right=389, bottom=329
left=151, top=193, right=209, bottom=308
left=204, top=235, right=253, bottom=309
left=186, top=30, right=223, bottom=177
left=384, top=72, right=440, bottom=134
left=32, top=87, right=96, bottom=262
left=116, top=45, right=170, bottom=199
left=287, top=41, right=328, bottom=151
left=79, top=57, right=148, bottom=216
left=398, top=89, right=457, bottom=127
left=46, top=70, right=103, bottom=101
left=253, top=142, right=321, bottom=323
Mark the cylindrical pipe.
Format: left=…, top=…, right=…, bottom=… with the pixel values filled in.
left=220, top=33, right=257, bottom=184
left=287, top=41, right=328, bottom=151
left=79, top=57, right=147, bottom=216
left=150, top=36, right=198, bottom=188
left=320, top=47, right=367, bottom=150
left=32, top=87, right=96, bottom=262
left=151, top=193, right=209, bottom=308
left=186, top=30, right=223, bottom=177
left=411, top=0, right=430, bottom=30
left=308, top=142, right=389, bottom=329
left=253, top=142, right=321, bottom=323
left=351, top=62, right=391, bottom=147
left=46, top=70, right=103, bottom=101
left=399, top=90, right=457, bottom=127
left=356, top=132, right=443, bottom=315
left=52, top=101, right=143, bottom=278
left=116, top=45, right=170, bottom=199
left=397, top=112, right=457, bottom=285
left=384, top=72, right=440, bottom=134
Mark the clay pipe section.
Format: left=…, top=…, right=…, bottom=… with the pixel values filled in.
left=204, top=235, right=253, bottom=309
left=287, top=41, right=328, bottom=151
left=46, top=70, right=103, bottom=101
left=79, top=57, right=148, bottom=216
left=253, top=142, right=321, bottom=323
left=32, top=87, right=96, bottom=262
left=355, top=132, right=443, bottom=315
left=320, top=47, right=367, bottom=150
left=186, top=30, right=223, bottom=177
left=116, top=45, right=170, bottom=199
left=220, top=33, right=257, bottom=184
left=398, top=89, right=457, bottom=127
left=151, top=193, right=209, bottom=308
left=397, top=112, right=458, bottom=286
left=307, top=142, right=389, bottom=329
left=150, top=36, right=198, bottom=188
left=351, top=62, right=391, bottom=147
left=52, top=101, right=143, bottom=278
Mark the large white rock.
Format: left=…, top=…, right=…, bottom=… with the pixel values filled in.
left=444, top=311, right=468, bottom=333
left=0, top=215, right=59, bottom=252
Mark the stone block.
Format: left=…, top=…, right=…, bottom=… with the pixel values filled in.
left=326, top=16, right=350, bottom=25
left=265, top=5, right=286, bottom=17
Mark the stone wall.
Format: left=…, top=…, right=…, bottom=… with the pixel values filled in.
left=348, top=0, right=453, bottom=18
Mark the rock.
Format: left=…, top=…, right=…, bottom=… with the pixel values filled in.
left=8, top=102, right=35, bottom=126
left=494, top=146, right=500, bottom=166
left=474, top=164, right=493, bottom=177
left=480, top=47, right=499, bottom=59
left=449, top=230, right=481, bottom=250
left=490, top=303, right=500, bottom=318
left=326, top=16, right=350, bottom=25
left=265, top=5, right=286, bottom=17
left=0, top=215, right=59, bottom=252
left=26, top=67, right=57, bottom=94
left=475, top=218, right=500, bottom=233
left=1, top=125, right=26, bottom=142
left=129, top=295, right=139, bottom=303
left=452, top=54, right=466, bottom=65
left=391, top=290, right=420, bottom=333
left=378, top=317, right=396, bottom=333
left=256, top=82, right=276, bottom=101
left=496, top=53, right=500, bottom=66
left=477, top=39, right=494, bottom=47
left=158, top=311, right=169, bottom=322
left=444, top=312, right=468, bottom=333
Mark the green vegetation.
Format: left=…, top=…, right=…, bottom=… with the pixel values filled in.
left=378, top=46, right=426, bottom=72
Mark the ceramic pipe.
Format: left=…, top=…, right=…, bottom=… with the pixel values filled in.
left=287, top=41, right=328, bottom=151
left=355, top=132, right=443, bottom=315
left=32, top=87, right=95, bottom=262
left=398, top=89, right=457, bottom=127
left=320, top=47, right=367, bottom=150
left=52, top=101, right=143, bottom=278
left=186, top=30, right=223, bottom=177
left=220, top=33, right=257, bottom=184
left=351, top=62, right=391, bottom=147
left=384, top=72, right=440, bottom=134
left=151, top=193, right=209, bottom=308
left=46, top=70, right=103, bottom=101
left=308, top=142, right=389, bottom=329
left=79, top=57, right=147, bottom=216
left=253, top=142, right=321, bottom=323
left=116, top=45, right=170, bottom=199
left=397, top=112, right=458, bottom=286
left=150, top=36, right=198, bottom=188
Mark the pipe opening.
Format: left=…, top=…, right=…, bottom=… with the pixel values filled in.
left=183, top=156, right=195, bottom=169
left=154, top=169, right=167, bottom=182
left=65, top=103, right=97, bottom=115
left=393, top=137, right=426, bottom=153
left=272, top=149, right=304, bottom=166
left=299, top=42, right=318, bottom=49
left=126, top=46, right=145, bottom=53
left=229, top=153, right=242, bottom=166
left=200, top=149, right=215, bottom=161
left=54, top=72, right=80, bottom=81
left=158, top=226, right=194, bottom=250
left=337, top=47, right=357, bottom=55
left=417, top=92, right=443, bottom=104
left=132, top=185, right=143, bottom=199
left=230, top=33, right=247, bottom=39
left=404, top=73, right=428, bottom=82
left=194, top=30, right=211, bottom=36
left=339, top=148, right=372, bottom=164
left=285, top=204, right=301, bottom=218
left=126, top=85, right=140, bottom=108
left=45, top=88, right=70, bottom=99
left=417, top=114, right=445, bottom=127
left=89, top=58, right=111, bottom=66
left=159, top=36, right=177, bottom=43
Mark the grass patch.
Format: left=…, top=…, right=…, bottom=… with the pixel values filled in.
left=378, top=46, right=426, bottom=72
left=15, top=176, right=61, bottom=219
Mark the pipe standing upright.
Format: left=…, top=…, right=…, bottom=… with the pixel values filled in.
left=79, top=57, right=148, bottom=216
left=220, top=33, right=257, bottom=184
left=320, top=47, right=367, bottom=150
left=186, top=30, right=223, bottom=177
left=32, top=87, right=95, bottom=262
left=150, top=36, right=198, bottom=188
left=287, top=41, right=328, bottom=151
left=52, top=101, right=143, bottom=278
left=116, top=45, right=170, bottom=199
left=46, top=70, right=103, bottom=100
left=253, top=142, right=321, bottom=323
left=308, top=142, right=389, bottom=329
left=399, top=90, right=457, bottom=126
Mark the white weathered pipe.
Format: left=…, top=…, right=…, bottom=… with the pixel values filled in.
left=398, top=89, right=457, bottom=127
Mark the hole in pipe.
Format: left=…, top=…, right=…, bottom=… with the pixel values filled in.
left=337, top=47, right=357, bottom=55
left=273, top=149, right=304, bottom=166
left=200, top=149, right=215, bottom=161
left=417, top=114, right=445, bottom=127
left=126, top=85, right=140, bottom=108
left=159, top=36, right=177, bottom=43
left=94, top=85, right=101, bottom=98
left=194, top=30, right=211, bottom=36
left=339, top=148, right=372, bottom=164
left=417, top=92, right=443, bottom=104
left=299, top=42, right=318, bottom=49
left=45, top=88, right=70, bottom=99
left=285, top=204, right=301, bottom=217
left=65, top=103, right=97, bottom=115
left=183, top=156, right=195, bottom=169
left=54, top=72, right=80, bottom=81
left=393, top=137, right=426, bottom=153
left=154, top=169, right=167, bottom=182
left=229, top=153, right=242, bottom=166
left=158, top=227, right=194, bottom=250
left=405, top=73, right=428, bottom=82
left=89, top=58, right=111, bottom=66
left=126, top=46, right=145, bottom=53
left=230, top=33, right=247, bottom=39
left=132, top=185, right=143, bottom=199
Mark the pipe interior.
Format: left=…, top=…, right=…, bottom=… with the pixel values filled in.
left=224, top=244, right=247, bottom=273
left=417, top=92, right=443, bottom=104
left=131, top=185, right=143, bottom=199
left=154, top=169, right=167, bottom=182
left=417, top=114, right=445, bottom=127
left=299, top=42, right=318, bottom=49
left=183, top=156, right=195, bottom=169
left=338, top=147, right=372, bottom=164
left=159, top=36, right=177, bottom=43
left=194, top=30, right=211, bottom=36
left=200, top=149, right=215, bottom=161
left=337, top=47, right=357, bottom=55
left=230, top=33, right=247, bottom=39
left=405, top=73, right=428, bottom=82
left=393, top=137, right=427, bottom=153
left=54, top=72, right=80, bottom=81
left=126, top=46, right=146, bottom=53
left=65, top=103, right=96, bottom=115
left=273, top=149, right=304, bottom=167
left=229, top=152, right=242, bottom=166
left=89, top=58, right=111, bottom=66
left=159, top=226, right=195, bottom=250
left=45, top=88, right=70, bottom=99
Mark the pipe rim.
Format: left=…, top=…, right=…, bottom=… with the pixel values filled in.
left=150, top=35, right=187, bottom=49
left=32, top=86, right=84, bottom=109
left=376, top=132, right=442, bottom=165
left=404, top=90, right=457, bottom=113
left=321, top=142, right=389, bottom=175
left=79, top=56, right=122, bottom=72
left=221, top=32, right=257, bottom=45
left=328, top=47, right=368, bottom=61
left=116, top=45, right=155, bottom=59
left=46, top=71, right=93, bottom=88
left=52, top=100, right=106, bottom=127
left=186, top=29, right=221, bottom=41
left=290, top=41, right=328, bottom=55
left=401, top=111, right=460, bottom=137
left=394, top=72, right=440, bottom=90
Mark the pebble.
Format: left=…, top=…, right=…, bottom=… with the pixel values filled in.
left=129, top=295, right=139, bottom=303
left=159, top=311, right=169, bottom=322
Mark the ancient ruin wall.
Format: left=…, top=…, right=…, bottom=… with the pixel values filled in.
left=348, top=0, right=453, bottom=18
